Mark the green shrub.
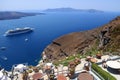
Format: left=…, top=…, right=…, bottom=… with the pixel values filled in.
left=54, top=54, right=81, bottom=66
left=92, top=63, right=116, bottom=80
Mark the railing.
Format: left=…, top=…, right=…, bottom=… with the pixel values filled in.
left=53, top=69, right=102, bottom=80
left=54, top=70, right=69, bottom=75
left=53, top=69, right=86, bottom=75
left=91, top=68, right=105, bottom=80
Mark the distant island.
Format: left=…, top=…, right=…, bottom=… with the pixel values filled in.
left=44, top=8, right=104, bottom=13
left=0, top=11, right=44, bottom=20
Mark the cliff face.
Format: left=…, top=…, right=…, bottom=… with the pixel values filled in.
left=43, top=16, right=120, bottom=61
left=101, top=17, right=120, bottom=52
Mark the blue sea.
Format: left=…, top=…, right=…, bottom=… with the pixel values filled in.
left=0, top=12, right=120, bottom=70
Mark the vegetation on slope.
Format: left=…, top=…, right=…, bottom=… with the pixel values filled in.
left=54, top=54, right=81, bottom=66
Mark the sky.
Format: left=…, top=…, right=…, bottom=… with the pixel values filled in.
left=0, top=0, right=120, bottom=12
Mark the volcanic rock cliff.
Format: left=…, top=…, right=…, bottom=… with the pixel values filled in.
left=43, top=16, right=120, bottom=61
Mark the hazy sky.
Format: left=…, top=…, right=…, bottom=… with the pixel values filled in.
left=0, top=0, right=120, bottom=11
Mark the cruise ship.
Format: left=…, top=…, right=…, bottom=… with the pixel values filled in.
left=4, top=27, right=34, bottom=36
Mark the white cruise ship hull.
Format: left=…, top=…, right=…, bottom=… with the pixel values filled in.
left=4, top=28, right=34, bottom=36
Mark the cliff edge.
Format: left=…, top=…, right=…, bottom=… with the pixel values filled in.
left=43, top=16, right=120, bottom=61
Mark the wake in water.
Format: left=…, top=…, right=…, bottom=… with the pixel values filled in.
left=0, top=55, right=8, bottom=61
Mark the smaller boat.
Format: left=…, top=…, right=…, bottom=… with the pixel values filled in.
left=25, top=38, right=28, bottom=42
left=0, top=56, right=8, bottom=61
left=0, top=47, right=6, bottom=51
left=35, top=59, right=38, bottom=62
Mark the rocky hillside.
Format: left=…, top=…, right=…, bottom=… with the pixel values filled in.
left=43, top=16, right=120, bottom=61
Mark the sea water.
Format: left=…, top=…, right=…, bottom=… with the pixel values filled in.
left=0, top=12, right=120, bottom=70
